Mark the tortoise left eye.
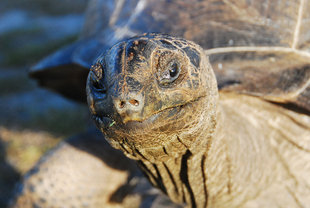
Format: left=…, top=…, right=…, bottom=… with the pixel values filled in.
left=169, top=62, right=179, bottom=79
left=159, top=61, right=181, bottom=86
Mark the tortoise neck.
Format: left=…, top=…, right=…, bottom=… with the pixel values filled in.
left=137, top=148, right=210, bottom=208
left=106, top=94, right=219, bottom=207
left=134, top=104, right=218, bottom=208
left=203, top=96, right=285, bottom=207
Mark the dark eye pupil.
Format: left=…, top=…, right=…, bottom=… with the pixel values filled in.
left=92, top=77, right=107, bottom=94
left=169, top=63, right=179, bottom=78
left=93, top=81, right=102, bottom=90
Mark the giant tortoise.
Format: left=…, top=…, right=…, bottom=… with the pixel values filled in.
left=11, top=0, right=310, bottom=207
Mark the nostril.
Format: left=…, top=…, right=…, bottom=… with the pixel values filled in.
left=129, top=99, right=139, bottom=106
left=114, top=95, right=143, bottom=113
left=119, top=101, right=126, bottom=108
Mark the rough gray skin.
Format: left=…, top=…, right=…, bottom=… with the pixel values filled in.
left=87, top=33, right=310, bottom=208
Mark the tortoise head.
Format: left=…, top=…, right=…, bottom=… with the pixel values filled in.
left=87, top=33, right=218, bottom=162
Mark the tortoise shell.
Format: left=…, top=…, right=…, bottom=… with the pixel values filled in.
left=30, top=0, right=310, bottom=113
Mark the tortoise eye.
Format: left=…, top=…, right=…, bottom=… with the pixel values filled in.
left=89, top=64, right=107, bottom=97
left=158, top=61, right=181, bottom=86
left=169, top=62, right=179, bottom=78
left=93, top=79, right=106, bottom=92
left=90, top=73, right=107, bottom=95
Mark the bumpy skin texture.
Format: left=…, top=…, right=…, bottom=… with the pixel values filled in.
left=87, top=33, right=218, bottom=161
left=10, top=129, right=180, bottom=208
left=87, top=34, right=310, bottom=208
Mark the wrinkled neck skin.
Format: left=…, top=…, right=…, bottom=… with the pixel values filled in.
left=97, top=54, right=223, bottom=207
left=96, top=68, right=298, bottom=207
left=103, top=94, right=217, bottom=207
left=99, top=74, right=270, bottom=207
left=88, top=34, right=310, bottom=207
left=206, top=93, right=310, bottom=208
left=103, top=95, right=301, bottom=208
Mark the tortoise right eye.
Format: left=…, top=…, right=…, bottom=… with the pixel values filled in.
left=90, top=71, right=107, bottom=97
left=93, top=80, right=106, bottom=92
left=89, top=63, right=107, bottom=94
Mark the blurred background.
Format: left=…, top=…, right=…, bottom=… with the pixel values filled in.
left=0, top=0, right=90, bottom=206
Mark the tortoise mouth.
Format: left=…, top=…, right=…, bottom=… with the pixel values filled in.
left=120, top=105, right=183, bottom=129
left=93, top=105, right=181, bottom=130
left=92, top=96, right=205, bottom=131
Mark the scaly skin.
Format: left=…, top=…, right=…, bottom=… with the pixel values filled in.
left=87, top=33, right=310, bottom=208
